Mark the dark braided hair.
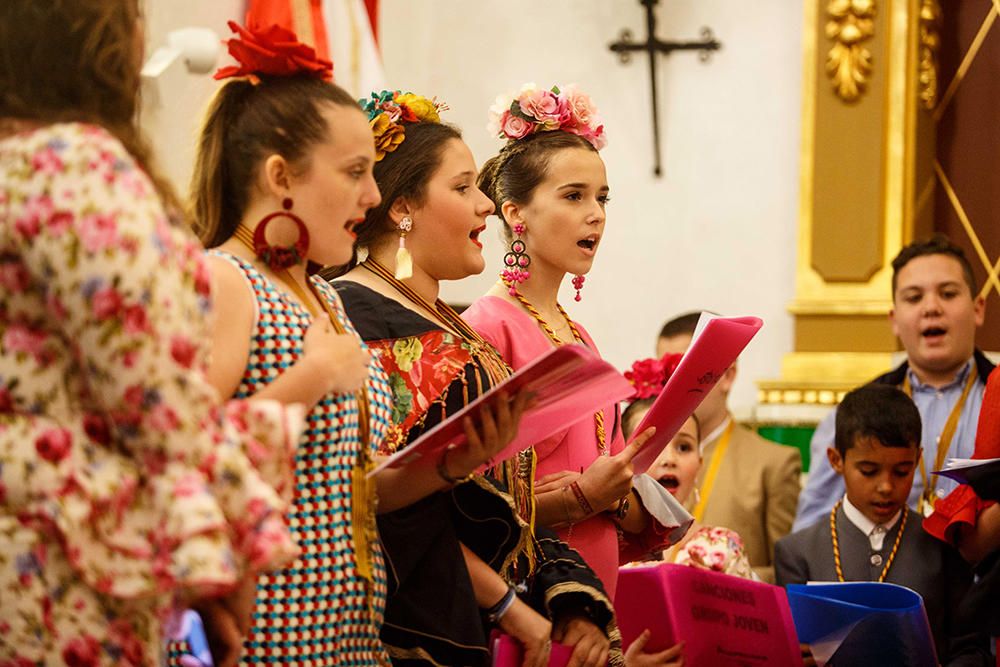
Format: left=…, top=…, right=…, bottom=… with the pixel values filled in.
left=477, top=130, right=597, bottom=241
left=320, top=121, right=462, bottom=280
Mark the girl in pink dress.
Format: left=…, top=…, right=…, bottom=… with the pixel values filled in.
left=464, top=84, right=668, bottom=600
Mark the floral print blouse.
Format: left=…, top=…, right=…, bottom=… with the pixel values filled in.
left=0, top=123, right=301, bottom=665
left=663, top=525, right=758, bottom=580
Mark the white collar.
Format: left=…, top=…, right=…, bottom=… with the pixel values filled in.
left=701, top=415, right=733, bottom=448
left=842, top=494, right=902, bottom=538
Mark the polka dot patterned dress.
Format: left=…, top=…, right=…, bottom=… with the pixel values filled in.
left=182, top=252, right=392, bottom=666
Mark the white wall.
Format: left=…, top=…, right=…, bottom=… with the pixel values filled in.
left=379, top=1, right=804, bottom=414
left=141, top=0, right=804, bottom=415
left=141, top=0, right=244, bottom=193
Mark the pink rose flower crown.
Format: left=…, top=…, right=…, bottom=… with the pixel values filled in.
left=487, top=83, right=607, bottom=150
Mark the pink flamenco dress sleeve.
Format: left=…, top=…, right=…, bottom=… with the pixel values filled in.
left=1, top=124, right=301, bottom=607
left=924, top=366, right=1000, bottom=544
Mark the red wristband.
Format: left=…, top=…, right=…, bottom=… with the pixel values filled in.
left=569, top=481, right=595, bottom=516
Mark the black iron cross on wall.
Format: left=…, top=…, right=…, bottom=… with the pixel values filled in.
left=609, top=0, right=721, bottom=176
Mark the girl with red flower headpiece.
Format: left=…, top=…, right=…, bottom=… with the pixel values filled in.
left=621, top=357, right=757, bottom=581
left=619, top=358, right=756, bottom=665
left=0, top=2, right=304, bottom=665
left=175, top=18, right=521, bottom=667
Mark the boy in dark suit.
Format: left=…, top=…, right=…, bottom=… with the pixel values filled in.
left=774, top=384, right=991, bottom=666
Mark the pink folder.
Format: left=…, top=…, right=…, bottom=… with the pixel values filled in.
left=371, top=343, right=634, bottom=476
left=629, top=316, right=763, bottom=474
left=492, top=633, right=573, bottom=666
left=616, top=562, right=802, bottom=666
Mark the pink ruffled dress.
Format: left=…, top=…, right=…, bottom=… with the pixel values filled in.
left=465, top=295, right=666, bottom=599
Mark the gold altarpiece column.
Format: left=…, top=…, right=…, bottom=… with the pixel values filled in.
left=754, top=0, right=941, bottom=465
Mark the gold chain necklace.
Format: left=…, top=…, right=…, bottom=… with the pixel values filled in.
left=361, top=259, right=513, bottom=386
left=830, top=499, right=907, bottom=583
left=504, top=282, right=607, bottom=455
left=233, top=226, right=377, bottom=593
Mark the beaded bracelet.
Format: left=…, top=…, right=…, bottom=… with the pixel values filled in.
left=436, top=448, right=474, bottom=485
left=485, top=584, right=517, bottom=624
left=569, top=481, right=595, bottom=516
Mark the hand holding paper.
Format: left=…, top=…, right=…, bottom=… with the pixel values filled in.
left=372, top=344, right=634, bottom=477
left=933, top=457, right=1000, bottom=501
left=444, top=389, right=535, bottom=480
left=576, top=427, right=656, bottom=513
left=628, top=315, right=763, bottom=474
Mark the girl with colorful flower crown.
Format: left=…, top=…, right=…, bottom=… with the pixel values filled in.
left=325, top=90, right=631, bottom=666
left=465, top=84, right=674, bottom=603
left=0, top=3, right=304, bottom=666
left=174, top=21, right=522, bottom=667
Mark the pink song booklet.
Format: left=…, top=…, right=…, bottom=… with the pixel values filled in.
left=629, top=314, right=763, bottom=474
left=492, top=633, right=573, bottom=666
left=370, top=343, right=634, bottom=476
left=616, top=562, right=802, bottom=666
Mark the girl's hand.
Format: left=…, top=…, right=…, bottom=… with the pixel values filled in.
left=535, top=470, right=581, bottom=494
left=195, top=600, right=243, bottom=667
left=624, top=630, right=685, bottom=666
left=577, top=427, right=655, bottom=513
left=444, top=390, right=533, bottom=478
left=194, top=576, right=258, bottom=666
left=301, top=320, right=371, bottom=395
left=552, top=614, right=609, bottom=667
left=497, top=597, right=552, bottom=667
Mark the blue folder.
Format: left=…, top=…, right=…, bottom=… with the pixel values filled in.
left=786, top=582, right=937, bottom=667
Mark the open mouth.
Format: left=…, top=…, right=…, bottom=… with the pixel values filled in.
left=657, top=475, right=680, bottom=494
left=577, top=235, right=599, bottom=252
left=871, top=501, right=897, bottom=516
left=470, top=225, right=486, bottom=248
left=921, top=326, right=947, bottom=340
left=345, top=218, right=364, bottom=237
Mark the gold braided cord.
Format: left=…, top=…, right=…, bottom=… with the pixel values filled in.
left=830, top=500, right=908, bottom=583
left=362, top=259, right=513, bottom=387
left=506, top=283, right=607, bottom=454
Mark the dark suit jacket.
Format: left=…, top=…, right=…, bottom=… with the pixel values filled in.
left=774, top=505, right=991, bottom=666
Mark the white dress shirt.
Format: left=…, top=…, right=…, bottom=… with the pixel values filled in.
left=842, top=495, right=902, bottom=551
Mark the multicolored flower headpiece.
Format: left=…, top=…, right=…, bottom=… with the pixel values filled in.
left=214, top=20, right=333, bottom=83
left=360, top=90, right=449, bottom=161
left=624, top=353, right=683, bottom=400
left=488, top=83, right=607, bottom=150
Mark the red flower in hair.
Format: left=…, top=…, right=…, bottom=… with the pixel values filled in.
left=625, top=353, right=684, bottom=399
left=214, top=21, right=333, bottom=83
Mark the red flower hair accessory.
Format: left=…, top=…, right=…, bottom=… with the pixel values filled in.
left=625, top=353, right=684, bottom=400
left=214, top=20, right=333, bottom=84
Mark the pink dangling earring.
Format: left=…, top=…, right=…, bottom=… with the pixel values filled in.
left=501, top=223, right=531, bottom=295
left=572, top=274, right=585, bottom=302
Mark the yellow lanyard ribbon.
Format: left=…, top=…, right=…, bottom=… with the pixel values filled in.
left=692, top=420, right=734, bottom=522
left=901, top=368, right=976, bottom=516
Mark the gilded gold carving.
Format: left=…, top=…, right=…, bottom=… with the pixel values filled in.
left=918, top=0, right=942, bottom=110
left=825, top=0, right=876, bottom=102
